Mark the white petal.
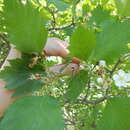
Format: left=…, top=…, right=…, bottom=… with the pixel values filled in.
left=114, top=80, right=126, bottom=87
left=122, top=82, right=128, bottom=87
left=115, top=81, right=122, bottom=87
left=113, top=74, right=119, bottom=81
left=99, top=60, right=106, bottom=67
left=97, top=78, right=104, bottom=84
left=118, top=69, right=126, bottom=77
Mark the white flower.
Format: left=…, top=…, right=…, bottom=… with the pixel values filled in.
left=113, top=70, right=130, bottom=87
left=99, top=60, right=106, bottom=67
left=97, top=77, right=104, bottom=84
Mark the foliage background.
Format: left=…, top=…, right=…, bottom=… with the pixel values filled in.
left=0, top=0, right=130, bottom=130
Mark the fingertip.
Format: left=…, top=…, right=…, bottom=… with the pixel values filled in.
left=72, top=57, right=81, bottom=64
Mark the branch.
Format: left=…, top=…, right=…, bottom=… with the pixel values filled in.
left=46, top=1, right=76, bottom=31
left=64, top=119, right=76, bottom=126
left=76, top=96, right=110, bottom=105
left=45, top=6, right=56, bottom=29
left=0, top=33, right=11, bottom=69
left=83, top=64, right=97, bottom=100
left=109, top=53, right=130, bottom=76
left=48, top=23, right=75, bottom=31
left=0, top=33, right=10, bottom=45
left=110, top=58, right=122, bottom=76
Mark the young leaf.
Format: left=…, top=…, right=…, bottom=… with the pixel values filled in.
left=3, top=0, right=48, bottom=53
left=115, top=0, right=130, bottom=17
left=0, top=96, right=65, bottom=130
left=69, top=25, right=96, bottom=61
left=93, top=19, right=130, bottom=63
left=65, top=70, right=88, bottom=101
left=96, top=97, right=130, bottom=130
left=0, top=58, right=44, bottom=96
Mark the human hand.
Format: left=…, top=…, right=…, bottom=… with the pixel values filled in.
left=0, top=37, right=81, bottom=118
left=44, top=38, right=69, bottom=58
left=44, top=38, right=81, bottom=63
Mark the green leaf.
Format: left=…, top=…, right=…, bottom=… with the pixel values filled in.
left=65, top=70, right=88, bottom=101
left=124, top=58, right=130, bottom=71
left=47, top=0, right=69, bottom=11
left=69, top=25, right=96, bottom=61
left=115, top=0, right=130, bottom=16
left=96, top=97, right=130, bottom=130
left=89, top=6, right=111, bottom=25
left=64, top=26, right=74, bottom=36
left=3, top=0, right=48, bottom=53
left=0, top=57, right=44, bottom=96
left=92, top=19, right=130, bottom=63
left=0, top=96, right=65, bottom=130
left=0, top=0, right=4, bottom=32
left=101, top=0, right=109, bottom=5
left=82, top=4, right=90, bottom=17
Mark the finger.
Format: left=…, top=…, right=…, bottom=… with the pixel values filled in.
left=44, top=38, right=69, bottom=58
left=48, top=63, right=80, bottom=76
left=72, top=57, right=81, bottom=64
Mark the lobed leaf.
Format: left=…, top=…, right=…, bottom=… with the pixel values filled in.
left=0, top=96, right=65, bottom=130
left=3, top=0, right=48, bottom=53
left=96, top=97, right=130, bottom=130
left=65, top=70, right=88, bottom=101
left=92, top=19, right=130, bottom=63
left=69, top=25, right=96, bottom=61
left=0, top=57, right=44, bottom=96
left=89, top=5, right=111, bottom=25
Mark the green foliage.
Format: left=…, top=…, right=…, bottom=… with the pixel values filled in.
left=0, top=0, right=130, bottom=129
left=115, top=0, right=130, bottom=17
left=96, top=97, right=130, bottom=130
left=124, top=59, right=130, bottom=70
left=69, top=25, right=96, bottom=61
left=0, top=57, right=44, bottom=96
left=93, top=19, right=130, bottom=63
left=0, top=96, right=65, bottom=130
left=89, top=6, right=111, bottom=25
left=82, top=4, right=90, bottom=17
left=3, top=0, right=48, bottom=53
left=47, top=0, right=69, bottom=11
left=65, top=70, right=88, bottom=101
left=0, top=1, right=4, bottom=32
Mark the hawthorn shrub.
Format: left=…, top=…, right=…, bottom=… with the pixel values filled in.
left=0, top=0, right=130, bottom=130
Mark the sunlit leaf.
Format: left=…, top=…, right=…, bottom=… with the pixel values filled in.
left=3, top=0, right=48, bottom=53
left=69, top=25, right=96, bottom=61
left=93, top=19, right=130, bottom=63
left=47, top=0, right=69, bottom=11
left=115, top=0, right=130, bottom=16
